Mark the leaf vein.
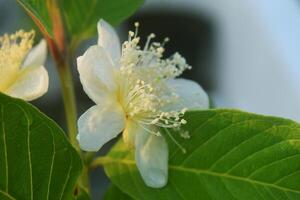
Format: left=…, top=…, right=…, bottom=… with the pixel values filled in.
left=265, top=187, right=280, bottom=200
left=21, top=106, right=33, bottom=200
left=105, top=157, right=300, bottom=194
left=226, top=139, right=300, bottom=174
left=59, top=150, right=73, bottom=200
left=46, top=126, right=56, bottom=200
left=169, top=112, right=220, bottom=160
left=251, top=182, right=267, bottom=200
left=0, top=190, right=16, bottom=200
left=247, top=153, right=300, bottom=178
left=1, top=106, right=8, bottom=192
left=273, top=168, right=300, bottom=185
left=219, top=178, right=238, bottom=200
left=209, top=124, right=277, bottom=170
left=180, top=118, right=266, bottom=166
left=169, top=180, right=186, bottom=200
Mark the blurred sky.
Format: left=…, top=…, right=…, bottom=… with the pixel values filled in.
left=1, top=0, right=300, bottom=198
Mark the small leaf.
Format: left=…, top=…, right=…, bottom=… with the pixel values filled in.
left=104, top=185, right=133, bottom=200
left=101, top=109, right=300, bottom=200
left=0, top=93, right=82, bottom=200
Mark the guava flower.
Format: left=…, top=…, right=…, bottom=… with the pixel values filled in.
left=0, top=30, right=48, bottom=101
left=77, top=19, right=209, bottom=188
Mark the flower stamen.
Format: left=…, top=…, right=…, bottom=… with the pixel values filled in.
left=118, top=23, right=192, bottom=151
left=0, top=30, right=35, bottom=91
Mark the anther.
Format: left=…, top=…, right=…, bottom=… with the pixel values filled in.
left=129, top=31, right=134, bottom=37
left=180, top=119, right=187, bottom=124
left=150, top=33, right=155, bottom=38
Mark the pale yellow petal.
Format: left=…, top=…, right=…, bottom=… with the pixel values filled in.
left=5, top=65, right=49, bottom=101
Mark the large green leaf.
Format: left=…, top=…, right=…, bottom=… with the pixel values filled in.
left=100, top=109, right=300, bottom=200
left=0, top=93, right=82, bottom=200
left=17, top=0, right=143, bottom=41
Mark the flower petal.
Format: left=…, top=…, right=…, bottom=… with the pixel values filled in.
left=77, top=102, right=125, bottom=151
left=166, top=78, right=209, bottom=111
left=97, top=19, right=121, bottom=64
left=135, top=126, right=168, bottom=188
left=5, top=65, right=49, bottom=101
left=123, top=119, right=138, bottom=148
left=77, top=45, right=117, bottom=104
left=22, top=39, right=47, bottom=69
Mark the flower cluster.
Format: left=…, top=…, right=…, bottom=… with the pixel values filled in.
left=77, top=19, right=209, bottom=188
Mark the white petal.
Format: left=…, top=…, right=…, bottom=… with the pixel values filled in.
left=5, top=65, right=49, bottom=101
left=77, top=102, right=125, bottom=151
left=135, top=126, right=168, bottom=188
left=97, top=19, right=121, bottom=64
left=22, top=39, right=47, bottom=69
left=77, top=45, right=117, bottom=104
left=123, top=119, right=138, bottom=148
left=166, top=78, right=209, bottom=111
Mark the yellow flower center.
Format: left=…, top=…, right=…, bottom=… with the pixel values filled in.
left=0, top=30, right=34, bottom=91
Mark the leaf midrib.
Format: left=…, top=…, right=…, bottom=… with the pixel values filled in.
left=103, top=157, right=300, bottom=194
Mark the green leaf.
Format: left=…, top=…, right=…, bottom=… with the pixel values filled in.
left=0, top=190, right=15, bottom=200
left=60, top=0, right=144, bottom=43
left=101, top=109, right=300, bottom=200
left=17, top=0, right=143, bottom=41
left=0, top=93, right=82, bottom=200
left=104, top=185, right=133, bottom=200
left=16, top=0, right=53, bottom=35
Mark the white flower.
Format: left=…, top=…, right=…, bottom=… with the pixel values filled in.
left=77, top=19, right=209, bottom=188
left=0, top=30, right=48, bottom=101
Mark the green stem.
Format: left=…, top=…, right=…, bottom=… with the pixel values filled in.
left=44, top=1, right=92, bottom=194
left=56, top=60, right=90, bottom=193
left=57, top=63, right=79, bottom=151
